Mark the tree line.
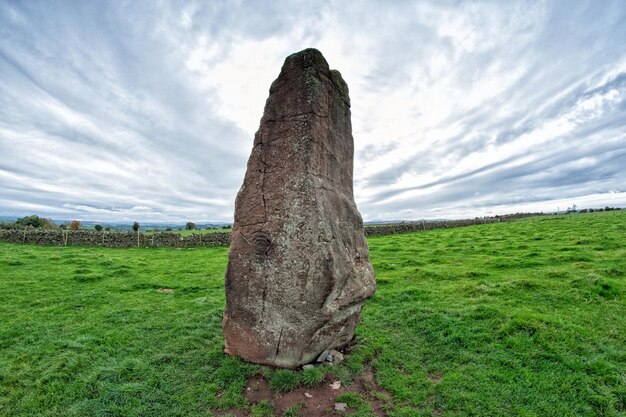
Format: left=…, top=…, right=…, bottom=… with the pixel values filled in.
left=0, top=215, right=233, bottom=232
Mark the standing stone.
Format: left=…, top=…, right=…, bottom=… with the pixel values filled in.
left=222, top=48, right=376, bottom=368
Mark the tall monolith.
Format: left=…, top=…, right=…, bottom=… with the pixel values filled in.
left=222, top=48, right=376, bottom=368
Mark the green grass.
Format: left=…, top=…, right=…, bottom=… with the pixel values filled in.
left=250, top=400, right=274, bottom=417
left=1, top=211, right=625, bottom=416
left=282, top=402, right=304, bottom=417
left=263, top=366, right=328, bottom=393
left=269, top=369, right=301, bottom=392
left=300, top=366, right=325, bottom=387
left=336, top=392, right=376, bottom=416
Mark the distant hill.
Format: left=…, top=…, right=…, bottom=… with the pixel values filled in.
left=0, top=216, right=232, bottom=231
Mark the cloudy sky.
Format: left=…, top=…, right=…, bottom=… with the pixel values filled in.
left=1, top=1, right=625, bottom=223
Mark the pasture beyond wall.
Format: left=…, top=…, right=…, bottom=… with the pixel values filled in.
left=0, top=215, right=537, bottom=248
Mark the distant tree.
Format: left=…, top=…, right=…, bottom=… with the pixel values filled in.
left=60, top=223, right=67, bottom=230
left=44, top=218, right=58, bottom=229
left=15, top=215, right=57, bottom=229
left=69, top=220, right=81, bottom=230
left=16, top=215, right=43, bottom=228
left=104, top=227, right=112, bottom=231
left=165, top=227, right=172, bottom=232
left=221, top=225, right=232, bottom=229
left=131, top=222, right=140, bottom=247
left=186, top=222, right=196, bottom=230
left=94, top=224, right=103, bottom=232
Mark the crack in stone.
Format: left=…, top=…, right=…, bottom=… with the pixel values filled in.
left=318, top=138, right=344, bottom=165
left=239, top=220, right=267, bottom=228
left=317, top=68, right=351, bottom=108
left=274, top=327, right=284, bottom=360
left=259, top=277, right=268, bottom=325
left=238, top=231, right=252, bottom=246
left=265, top=110, right=329, bottom=123
left=259, top=143, right=268, bottom=224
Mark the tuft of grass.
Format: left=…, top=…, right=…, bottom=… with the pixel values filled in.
left=336, top=392, right=375, bottom=416
left=269, top=369, right=300, bottom=392
left=330, top=364, right=355, bottom=386
left=251, top=399, right=274, bottom=417
left=301, top=367, right=325, bottom=387
left=282, top=402, right=303, bottom=417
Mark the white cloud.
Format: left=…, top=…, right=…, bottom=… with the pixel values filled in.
left=0, top=1, right=625, bottom=222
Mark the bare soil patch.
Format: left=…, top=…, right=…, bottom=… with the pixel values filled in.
left=426, top=371, right=444, bottom=384
left=216, top=365, right=390, bottom=416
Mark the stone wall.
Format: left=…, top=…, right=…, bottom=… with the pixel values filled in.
left=0, top=214, right=541, bottom=248
left=0, top=229, right=231, bottom=248
left=364, top=218, right=500, bottom=236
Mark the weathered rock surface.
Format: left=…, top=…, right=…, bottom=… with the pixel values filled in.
left=222, top=48, right=376, bottom=368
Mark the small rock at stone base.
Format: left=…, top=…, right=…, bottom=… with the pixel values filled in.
left=323, top=361, right=334, bottom=367
left=316, top=349, right=330, bottom=362
left=335, top=403, right=348, bottom=412
left=302, top=364, right=315, bottom=370
left=330, top=381, right=341, bottom=390
left=326, top=354, right=334, bottom=362
left=329, top=349, right=344, bottom=364
left=304, top=392, right=313, bottom=398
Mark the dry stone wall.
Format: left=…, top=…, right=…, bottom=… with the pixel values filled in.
left=364, top=218, right=499, bottom=236
left=0, top=229, right=231, bottom=247
left=0, top=215, right=541, bottom=248
left=363, top=213, right=545, bottom=236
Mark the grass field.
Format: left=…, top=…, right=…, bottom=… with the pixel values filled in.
left=1, top=211, right=624, bottom=416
